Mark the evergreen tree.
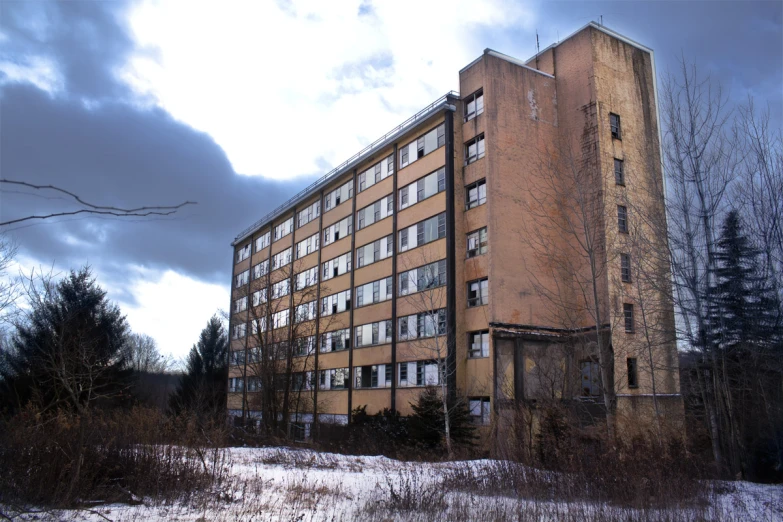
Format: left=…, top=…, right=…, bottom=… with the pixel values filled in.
left=408, top=387, right=477, bottom=448
left=0, top=268, right=131, bottom=414
left=170, top=315, right=228, bottom=418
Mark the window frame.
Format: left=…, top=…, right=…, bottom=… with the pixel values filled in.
left=610, top=113, right=622, bottom=140
left=464, top=134, right=485, bottom=165
left=467, top=278, right=489, bottom=308
left=627, top=357, right=639, bottom=388
left=465, top=179, right=487, bottom=210
left=623, top=303, right=635, bottom=333
left=621, top=253, right=631, bottom=283
left=468, top=330, right=490, bottom=358
left=466, top=227, right=488, bottom=258
left=618, top=205, right=628, bottom=234
left=464, top=89, right=484, bottom=122
left=614, top=158, right=625, bottom=185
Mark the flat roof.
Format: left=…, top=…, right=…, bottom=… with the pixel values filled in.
left=232, top=91, right=458, bottom=246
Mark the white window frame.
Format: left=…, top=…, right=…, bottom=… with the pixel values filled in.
left=322, top=253, right=352, bottom=281
left=357, top=154, right=394, bottom=193
left=321, top=289, right=352, bottom=316
left=468, top=330, right=490, bottom=358
left=356, top=234, right=394, bottom=268
left=296, top=232, right=320, bottom=259
left=297, top=200, right=321, bottom=228
left=235, top=270, right=249, bottom=288
left=236, top=244, right=251, bottom=264
left=323, top=180, right=353, bottom=211
left=271, top=247, right=292, bottom=270
left=464, top=89, right=484, bottom=122
left=464, top=134, right=485, bottom=165
left=399, top=124, right=446, bottom=169
left=323, top=216, right=353, bottom=246
left=255, top=232, right=271, bottom=252
left=357, top=194, right=394, bottom=230
left=273, top=217, right=294, bottom=242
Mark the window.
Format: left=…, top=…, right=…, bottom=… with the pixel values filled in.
left=271, top=247, right=292, bottom=270
left=468, top=331, right=489, bottom=358
left=246, top=376, right=261, bottom=392
left=295, top=266, right=318, bottom=291
left=469, top=398, right=491, bottom=425
left=399, top=259, right=446, bottom=296
left=295, top=233, right=320, bottom=259
left=321, top=289, right=351, bottom=316
left=252, top=288, right=267, bottom=306
left=358, top=154, right=394, bottom=192
left=614, top=158, right=625, bottom=185
left=322, top=253, right=351, bottom=280
left=355, top=364, right=392, bottom=389
left=610, top=113, right=622, bottom=140
left=618, top=205, right=628, bottom=233
left=357, top=194, right=394, bottom=230
left=467, top=278, right=489, bottom=307
left=627, top=357, right=639, bottom=388
left=271, top=279, right=290, bottom=299
left=398, top=310, right=446, bottom=340
left=466, top=228, right=488, bottom=258
left=295, top=301, right=317, bottom=322
left=297, top=201, right=321, bottom=228
left=323, top=216, right=353, bottom=246
left=273, top=217, right=294, bottom=242
left=229, top=350, right=244, bottom=366
left=247, top=346, right=261, bottom=363
left=397, top=360, right=439, bottom=387
left=398, top=167, right=446, bottom=210
left=321, top=328, right=350, bottom=352
left=255, top=231, right=271, bottom=251
left=398, top=213, right=446, bottom=253
left=270, top=341, right=289, bottom=360
left=464, top=134, right=485, bottom=165
left=228, top=377, right=244, bottom=393
left=234, top=296, right=248, bottom=314
left=319, top=368, right=349, bottom=390
left=292, top=371, right=315, bottom=391
left=399, top=124, right=446, bottom=169
left=580, top=361, right=600, bottom=396
left=355, top=320, right=392, bottom=348
left=356, top=276, right=393, bottom=307
left=236, top=244, right=251, bottom=263
left=464, top=89, right=484, bottom=122
left=621, top=253, right=631, bottom=283
left=235, top=270, right=249, bottom=288
left=232, top=323, right=246, bottom=339
left=465, top=179, right=487, bottom=209
left=250, top=317, right=266, bottom=335
left=293, top=336, right=316, bottom=356
left=356, top=235, right=393, bottom=268
left=324, top=180, right=353, bottom=211
left=624, top=303, right=635, bottom=333
left=253, top=260, right=269, bottom=280
left=272, top=309, right=289, bottom=329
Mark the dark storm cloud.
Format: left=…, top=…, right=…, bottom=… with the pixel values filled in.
left=0, top=0, right=311, bottom=298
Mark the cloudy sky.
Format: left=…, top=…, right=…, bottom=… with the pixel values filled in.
left=1, top=0, right=780, bottom=361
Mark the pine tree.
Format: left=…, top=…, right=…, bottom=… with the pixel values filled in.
left=170, top=315, right=228, bottom=418
left=408, top=387, right=477, bottom=448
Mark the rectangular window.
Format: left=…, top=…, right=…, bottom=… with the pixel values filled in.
left=464, top=89, right=484, bottom=122
left=469, top=397, right=491, bottom=425
left=273, top=217, right=294, bottom=242
left=323, top=180, right=353, bottom=211
left=253, top=260, right=269, bottom=280
left=621, top=253, right=631, bottom=283
left=624, top=303, right=635, bottom=333
left=468, top=330, right=490, bottom=358
left=229, top=350, right=244, bottom=366
left=398, top=213, right=446, bottom=253
left=321, top=289, right=351, bottom=316
left=295, top=232, right=320, bottom=259
left=356, top=276, right=393, bottom=308
left=271, top=279, right=290, bottom=299
left=398, top=167, right=446, bottom=210
left=319, top=368, right=349, bottom=390
left=354, top=364, right=392, bottom=389
left=614, top=158, right=625, bottom=185
left=271, top=247, right=292, bottom=270
left=293, top=336, right=316, bottom=356
left=610, top=113, right=622, bottom=140
left=322, top=252, right=351, bottom=281
left=465, top=179, right=487, bottom=209
left=295, top=266, right=318, bottom=291
left=467, top=278, right=489, bottom=307
left=252, top=288, right=267, bottom=306
left=580, top=361, right=600, bottom=396
left=295, top=301, right=317, bottom=323
left=297, top=200, right=321, bottom=228
left=356, top=234, right=393, bottom=268
left=232, top=323, right=246, bottom=339
left=234, top=296, right=247, bottom=314
left=397, top=360, right=439, bottom=387
left=466, top=227, right=488, bottom=258
left=255, top=231, right=271, bottom=252
left=355, top=320, right=392, bottom=348
left=236, top=244, right=251, bottom=264
left=399, top=124, right=445, bottom=169
left=398, top=259, right=446, bottom=296
left=357, top=194, right=394, bottom=230
left=397, top=310, right=446, bottom=340
left=627, top=357, right=638, bottom=388
left=235, top=270, right=249, bottom=288
left=228, top=377, right=244, bottom=393
left=358, top=154, right=394, bottom=193
left=272, top=309, right=289, bottom=329
left=323, top=216, right=353, bottom=246
left=250, top=317, right=266, bottom=335
left=618, top=205, right=628, bottom=233
left=321, top=328, right=350, bottom=353
left=464, top=134, right=485, bottom=165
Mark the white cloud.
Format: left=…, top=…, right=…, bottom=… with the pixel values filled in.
left=125, top=0, right=538, bottom=180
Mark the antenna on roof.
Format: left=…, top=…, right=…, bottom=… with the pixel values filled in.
left=600, top=14, right=603, bottom=26
left=535, top=31, right=540, bottom=69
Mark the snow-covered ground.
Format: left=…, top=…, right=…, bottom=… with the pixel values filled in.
left=4, top=446, right=782, bottom=521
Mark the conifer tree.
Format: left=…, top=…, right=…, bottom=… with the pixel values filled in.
left=408, top=387, right=476, bottom=449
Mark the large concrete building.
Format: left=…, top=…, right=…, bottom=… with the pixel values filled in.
left=228, top=23, right=681, bottom=440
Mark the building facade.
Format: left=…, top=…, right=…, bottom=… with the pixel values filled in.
left=228, top=24, right=681, bottom=440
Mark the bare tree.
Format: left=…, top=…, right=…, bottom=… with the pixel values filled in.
left=124, top=332, right=173, bottom=373
left=0, top=234, right=21, bottom=334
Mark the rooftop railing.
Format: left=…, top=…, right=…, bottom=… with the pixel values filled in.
left=233, top=90, right=460, bottom=244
